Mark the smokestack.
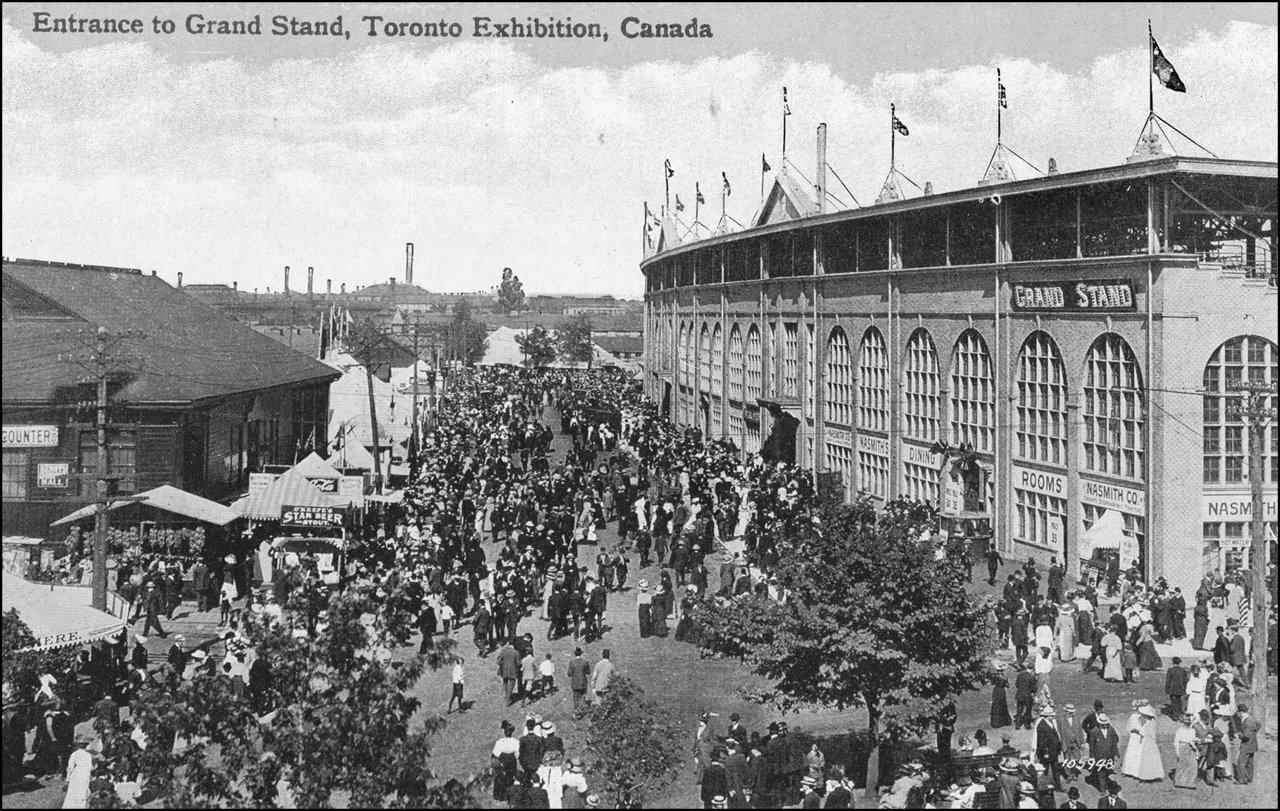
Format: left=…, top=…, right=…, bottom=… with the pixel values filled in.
left=307, top=266, right=314, bottom=296
left=283, top=266, right=290, bottom=296
left=177, top=272, right=183, bottom=289
left=340, top=282, right=346, bottom=294
left=232, top=280, right=238, bottom=293
left=326, top=279, right=332, bottom=296
left=406, top=243, right=415, bottom=285
left=815, top=123, right=827, bottom=214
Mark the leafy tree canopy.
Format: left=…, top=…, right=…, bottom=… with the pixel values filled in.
left=555, top=315, right=594, bottom=365
left=497, top=267, right=526, bottom=313
left=581, top=674, right=685, bottom=809
left=516, top=325, right=558, bottom=368
left=696, top=496, right=995, bottom=784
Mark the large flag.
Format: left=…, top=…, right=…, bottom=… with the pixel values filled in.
left=893, top=114, right=910, bottom=136
left=1151, top=31, right=1186, bottom=92
left=722, top=172, right=731, bottom=197
left=762, top=154, right=772, bottom=173
left=696, top=183, right=705, bottom=205
left=998, top=80, right=1008, bottom=109
left=675, top=194, right=685, bottom=212
left=783, top=86, right=791, bottom=116
left=665, top=159, right=675, bottom=178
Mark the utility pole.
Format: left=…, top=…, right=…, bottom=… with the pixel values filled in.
left=93, top=327, right=110, bottom=611
left=1228, top=379, right=1277, bottom=736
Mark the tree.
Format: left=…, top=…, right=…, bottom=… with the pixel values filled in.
left=696, top=496, right=996, bottom=796
left=555, top=315, right=594, bottom=366
left=113, top=579, right=491, bottom=808
left=516, top=325, right=557, bottom=368
left=496, top=267, right=525, bottom=313
left=580, top=674, right=685, bottom=808
left=2, top=609, right=77, bottom=702
left=442, top=299, right=489, bottom=367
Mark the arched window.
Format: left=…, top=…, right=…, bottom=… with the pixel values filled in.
left=1013, top=331, right=1067, bottom=555
left=904, top=329, right=941, bottom=441
left=1016, top=331, right=1067, bottom=465
left=1203, top=335, right=1278, bottom=485
left=825, top=327, right=852, bottom=426
left=903, top=328, right=941, bottom=503
left=951, top=330, right=995, bottom=453
left=728, top=326, right=744, bottom=402
left=1081, top=334, right=1145, bottom=480
left=783, top=324, right=799, bottom=398
left=699, top=323, right=712, bottom=393
left=710, top=324, right=724, bottom=437
left=824, top=327, right=854, bottom=494
left=857, top=327, right=889, bottom=498
left=745, top=326, right=762, bottom=403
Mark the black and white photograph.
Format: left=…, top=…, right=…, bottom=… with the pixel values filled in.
left=2, top=2, right=1277, bottom=808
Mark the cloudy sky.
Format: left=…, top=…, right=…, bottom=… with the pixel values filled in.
left=3, top=3, right=1276, bottom=297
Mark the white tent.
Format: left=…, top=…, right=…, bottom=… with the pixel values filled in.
left=326, top=365, right=410, bottom=452
left=477, top=326, right=529, bottom=367
left=1079, top=509, right=1139, bottom=565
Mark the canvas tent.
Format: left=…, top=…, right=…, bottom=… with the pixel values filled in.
left=3, top=571, right=125, bottom=652
left=51, top=485, right=239, bottom=528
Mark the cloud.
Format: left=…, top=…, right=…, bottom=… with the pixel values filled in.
left=2, top=19, right=1275, bottom=296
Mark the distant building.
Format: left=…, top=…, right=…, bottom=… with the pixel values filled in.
left=2, top=259, right=340, bottom=538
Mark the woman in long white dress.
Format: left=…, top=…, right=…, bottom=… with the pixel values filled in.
left=1120, top=702, right=1145, bottom=777
left=1133, top=705, right=1165, bottom=781
left=1101, top=630, right=1124, bottom=682
left=1055, top=605, right=1077, bottom=661
left=62, top=738, right=93, bottom=809
left=1185, top=664, right=1209, bottom=718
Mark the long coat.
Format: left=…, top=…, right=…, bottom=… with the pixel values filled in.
left=497, top=645, right=520, bottom=680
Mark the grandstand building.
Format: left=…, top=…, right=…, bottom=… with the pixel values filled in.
left=641, top=137, right=1277, bottom=597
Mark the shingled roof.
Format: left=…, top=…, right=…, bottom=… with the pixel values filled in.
left=2, top=259, right=339, bottom=405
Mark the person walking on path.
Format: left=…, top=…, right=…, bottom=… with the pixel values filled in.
left=589, top=648, right=615, bottom=705
left=497, top=640, right=520, bottom=706
left=191, top=559, right=211, bottom=613
left=1164, top=657, right=1189, bottom=719
left=62, top=735, right=93, bottom=809
left=141, top=582, right=167, bottom=638
left=567, top=647, right=591, bottom=712
left=447, top=657, right=466, bottom=714
left=1085, top=713, right=1119, bottom=791
left=1233, top=702, right=1259, bottom=784
left=990, top=663, right=1012, bottom=729
left=1172, top=713, right=1199, bottom=789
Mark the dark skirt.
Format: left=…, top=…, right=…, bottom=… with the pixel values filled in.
left=638, top=604, right=651, bottom=638
left=990, top=685, right=1012, bottom=728
left=1137, top=639, right=1162, bottom=670
left=651, top=611, right=669, bottom=638
left=1192, top=617, right=1209, bottom=649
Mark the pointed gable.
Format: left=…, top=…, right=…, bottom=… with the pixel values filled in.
left=752, top=171, right=818, bottom=228
left=655, top=216, right=682, bottom=253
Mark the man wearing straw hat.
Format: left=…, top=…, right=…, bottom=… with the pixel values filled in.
left=1085, top=713, right=1119, bottom=790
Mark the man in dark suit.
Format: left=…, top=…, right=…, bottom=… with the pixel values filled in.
left=567, top=647, right=591, bottom=711
left=1085, top=715, right=1120, bottom=791
left=517, top=718, right=544, bottom=780
left=1096, top=780, right=1128, bottom=809
left=725, top=712, right=748, bottom=748
left=190, top=560, right=211, bottom=612
left=1034, top=705, right=1064, bottom=787
left=1212, top=626, right=1231, bottom=664
left=1080, top=700, right=1104, bottom=740
left=1233, top=702, right=1260, bottom=784
left=1164, top=656, right=1189, bottom=718
left=496, top=639, right=520, bottom=705
left=1046, top=557, right=1065, bottom=604
left=1167, top=587, right=1187, bottom=639
left=700, top=747, right=730, bottom=809
left=1014, top=662, right=1037, bottom=729
left=1227, top=626, right=1249, bottom=679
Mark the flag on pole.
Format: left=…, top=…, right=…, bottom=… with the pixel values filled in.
left=762, top=154, right=772, bottom=173
left=722, top=172, right=731, bottom=196
left=998, top=80, right=1008, bottom=108
left=783, top=86, right=791, bottom=116
left=675, top=194, right=685, bottom=212
left=1151, top=32, right=1186, bottom=92
left=665, top=159, right=675, bottom=178
left=696, top=183, right=705, bottom=205
left=893, top=114, right=910, bottom=136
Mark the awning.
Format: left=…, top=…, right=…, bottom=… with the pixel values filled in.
left=2, top=571, right=126, bottom=652
left=51, top=484, right=239, bottom=527
left=239, top=469, right=351, bottom=522
left=365, top=491, right=404, bottom=504
left=3, top=536, right=48, bottom=546
left=1079, top=509, right=1139, bottom=564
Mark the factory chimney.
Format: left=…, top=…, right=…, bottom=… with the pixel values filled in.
left=406, top=243, right=415, bottom=285
left=327, top=279, right=332, bottom=296
left=233, top=281, right=238, bottom=294
left=815, top=123, right=828, bottom=214
left=177, top=272, right=183, bottom=289
left=307, top=266, right=314, bottom=296
left=284, top=266, right=290, bottom=296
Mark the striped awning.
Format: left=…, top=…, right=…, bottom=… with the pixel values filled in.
left=2, top=572, right=125, bottom=652
left=238, top=468, right=350, bottom=522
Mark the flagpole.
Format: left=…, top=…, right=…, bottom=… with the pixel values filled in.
left=890, top=103, right=896, bottom=171
left=694, top=187, right=700, bottom=235
left=665, top=165, right=671, bottom=211
left=1152, top=19, right=1162, bottom=117
left=997, top=68, right=1002, bottom=145
left=782, top=89, right=788, bottom=162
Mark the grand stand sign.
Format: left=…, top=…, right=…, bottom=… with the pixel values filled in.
left=1011, top=279, right=1136, bottom=311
